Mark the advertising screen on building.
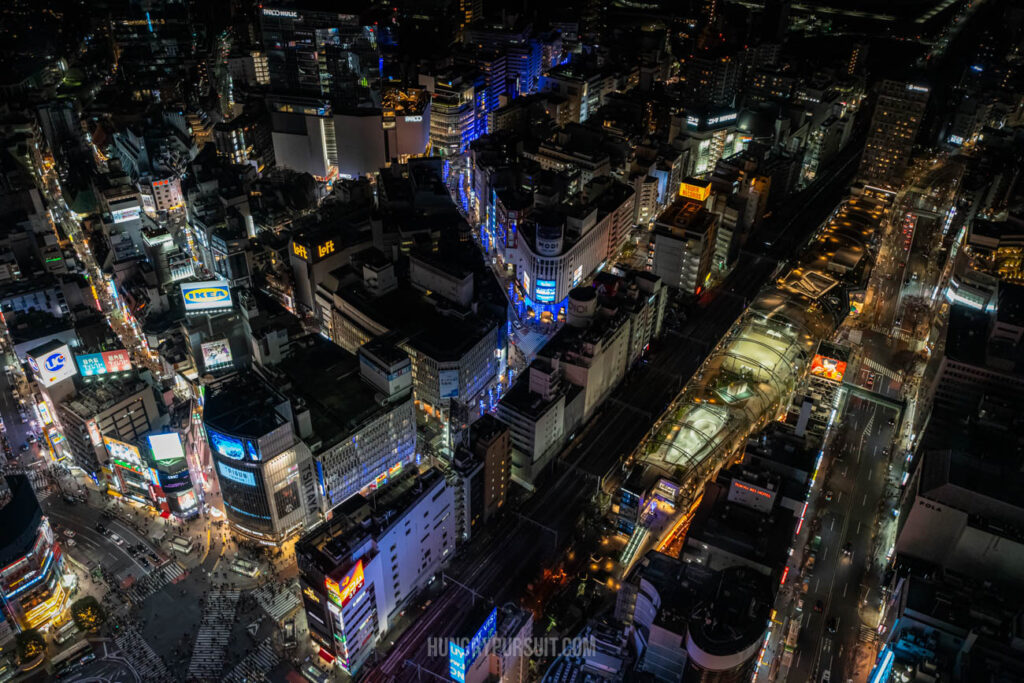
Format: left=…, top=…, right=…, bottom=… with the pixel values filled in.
left=449, top=606, right=497, bottom=680
left=325, top=560, right=365, bottom=608
left=809, top=354, right=847, bottom=384
left=87, top=420, right=102, bottom=447
left=103, top=436, right=142, bottom=466
left=181, top=281, right=232, bottom=312
left=76, top=349, right=132, bottom=377
left=111, top=206, right=141, bottom=224
left=535, top=279, right=557, bottom=303
left=274, top=480, right=301, bottom=517
left=173, top=489, right=198, bottom=511
left=29, top=344, right=78, bottom=385
left=439, top=368, right=460, bottom=399
left=200, top=339, right=233, bottom=370
left=209, top=430, right=245, bottom=460
left=449, top=642, right=467, bottom=683
left=148, top=433, right=186, bottom=462
left=158, top=468, right=192, bottom=492
left=217, top=461, right=256, bottom=487
left=679, top=180, right=712, bottom=202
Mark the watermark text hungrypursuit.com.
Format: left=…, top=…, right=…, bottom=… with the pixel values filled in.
left=428, top=635, right=597, bottom=659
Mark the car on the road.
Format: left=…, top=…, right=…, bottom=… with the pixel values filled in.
left=866, top=373, right=875, bottom=389
left=888, top=417, right=896, bottom=426
left=796, top=597, right=804, bottom=611
left=843, top=542, right=853, bottom=557
left=63, top=529, right=75, bottom=538
left=824, top=489, right=833, bottom=502
left=138, top=557, right=150, bottom=569
left=95, top=523, right=106, bottom=534
left=108, top=533, right=124, bottom=546
left=65, top=539, right=76, bottom=547
left=827, top=617, right=838, bottom=633
left=814, top=600, right=824, bottom=613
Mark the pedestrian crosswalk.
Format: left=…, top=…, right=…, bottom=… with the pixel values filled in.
left=252, top=581, right=301, bottom=623
left=187, top=588, right=241, bottom=681
left=859, top=624, right=878, bottom=645
left=863, top=358, right=901, bottom=383
left=223, top=638, right=280, bottom=683
left=127, top=561, right=186, bottom=605
left=114, top=626, right=174, bottom=683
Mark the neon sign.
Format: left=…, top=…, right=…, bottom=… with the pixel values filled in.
left=325, top=560, right=365, bottom=608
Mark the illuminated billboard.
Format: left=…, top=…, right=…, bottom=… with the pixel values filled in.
left=29, top=344, right=78, bottom=385
left=111, top=206, right=141, bottom=224
left=181, top=281, right=232, bottom=312
left=535, top=279, right=557, bottom=303
left=679, top=180, right=712, bottom=202
left=148, top=433, right=186, bottom=462
left=76, top=350, right=132, bottom=377
left=325, top=560, right=365, bottom=608
left=103, top=436, right=142, bottom=466
left=209, top=430, right=245, bottom=460
left=217, top=461, right=256, bottom=487
left=200, top=339, right=233, bottom=370
left=449, top=642, right=467, bottom=683
left=809, top=354, right=847, bottom=384
left=450, top=606, right=497, bottom=681
left=439, top=368, right=460, bottom=399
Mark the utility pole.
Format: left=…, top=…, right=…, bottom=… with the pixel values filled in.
left=441, top=572, right=488, bottom=607
left=515, top=512, right=558, bottom=550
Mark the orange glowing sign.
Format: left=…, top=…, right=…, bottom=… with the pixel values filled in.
left=733, top=481, right=772, bottom=498
left=679, top=180, right=712, bottom=202
left=325, top=560, right=364, bottom=608
left=809, top=354, right=847, bottom=383
left=293, top=243, right=309, bottom=260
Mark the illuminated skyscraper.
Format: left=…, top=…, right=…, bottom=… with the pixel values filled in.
left=860, top=79, right=930, bottom=185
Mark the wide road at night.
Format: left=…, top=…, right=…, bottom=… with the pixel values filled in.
left=788, top=393, right=898, bottom=683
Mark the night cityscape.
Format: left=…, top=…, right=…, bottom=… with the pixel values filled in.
left=0, top=0, right=1020, bottom=681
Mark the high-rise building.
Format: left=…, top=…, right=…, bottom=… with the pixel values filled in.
left=459, top=0, right=484, bottom=30
left=470, top=414, right=511, bottom=521
left=649, top=192, right=719, bottom=295
left=203, top=373, right=316, bottom=543
left=55, top=375, right=162, bottom=478
left=860, top=79, right=930, bottom=185
left=260, top=5, right=380, bottom=106
left=427, top=71, right=480, bottom=156
left=296, top=468, right=454, bottom=676
left=0, top=476, right=71, bottom=634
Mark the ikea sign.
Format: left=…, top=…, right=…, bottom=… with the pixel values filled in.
left=181, top=281, right=232, bottom=312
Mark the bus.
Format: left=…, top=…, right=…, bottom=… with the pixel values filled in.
left=230, top=558, right=260, bottom=578
left=785, top=619, right=800, bottom=654
left=52, top=640, right=95, bottom=679
left=54, top=619, right=79, bottom=645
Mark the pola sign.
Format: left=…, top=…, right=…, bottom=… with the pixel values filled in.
left=29, top=344, right=78, bottom=385
left=181, top=281, right=232, bottom=312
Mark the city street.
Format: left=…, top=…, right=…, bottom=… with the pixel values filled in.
left=787, top=394, right=899, bottom=683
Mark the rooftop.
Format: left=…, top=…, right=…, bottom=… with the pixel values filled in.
left=62, top=374, right=153, bottom=421
left=204, top=374, right=289, bottom=439
left=297, top=468, right=443, bottom=577
left=654, top=197, right=716, bottom=237
left=273, top=336, right=392, bottom=449
left=0, top=475, right=43, bottom=567
left=336, top=283, right=498, bottom=362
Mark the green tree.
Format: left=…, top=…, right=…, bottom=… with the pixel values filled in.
left=15, top=629, right=44, bottom=663
left=71, top=595, right=105, bottom=632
